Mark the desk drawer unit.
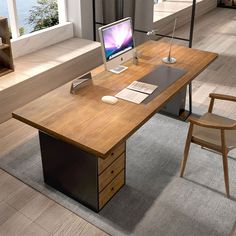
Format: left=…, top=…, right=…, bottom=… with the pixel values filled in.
left=39, top=131, right=125, bottom=212
left=98, top=153, right=125, bottom=192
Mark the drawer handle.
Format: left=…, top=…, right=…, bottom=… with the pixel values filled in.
left=111, top=187, right=114, bottom=191
left=111, top=152, right=114, bottom=156
left=111, top=170, right=114, bottom=174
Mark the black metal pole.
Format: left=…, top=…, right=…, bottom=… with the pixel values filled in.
left=189, top=0, right=196, bottom=48
left=135, top=29, right=190, bottom=42
left=115, top=0, right=124, bottom=19
left=188, top=0, right=196, bottom=116
left=132, top=0, right=136, bottom=27
left=121, top=0, right=124, bottom=18
left=93, top=0, right=96, bottom=41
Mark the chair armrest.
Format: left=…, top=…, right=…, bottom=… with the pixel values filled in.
left=209, top=93, right=236, bottom=102
left=208, top=93, right=236, bottom=113
left=188, top=116, right=236, bottom=130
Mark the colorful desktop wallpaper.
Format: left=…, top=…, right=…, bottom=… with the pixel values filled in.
left=102, top=20, right=134, bottom=61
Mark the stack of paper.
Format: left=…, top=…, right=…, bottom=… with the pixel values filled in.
left=115, top=81, right=158, bottom=104
left=127, top=81, right=157, bottom=94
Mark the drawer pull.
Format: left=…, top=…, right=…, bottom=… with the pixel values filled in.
left=111, top=187, right=114, bottom=191
left=111, top=152, right=114, bottom=156
left=111, top=170, right=114, bottom=174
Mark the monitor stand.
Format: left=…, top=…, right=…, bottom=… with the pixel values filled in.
left=109, top=65, right=128, bottom=74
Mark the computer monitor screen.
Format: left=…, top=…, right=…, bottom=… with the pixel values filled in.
left=99, top=17, right=135, bottom=74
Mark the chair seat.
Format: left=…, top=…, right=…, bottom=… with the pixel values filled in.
left=192, top=113, right=236, bottom=151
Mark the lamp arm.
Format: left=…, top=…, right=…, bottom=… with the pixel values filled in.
left=168, top=18, right=177, bottom=60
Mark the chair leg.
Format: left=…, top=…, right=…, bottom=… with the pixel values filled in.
left=222, top=151, right=230, bottom=198
left=221, top=129, right=230, bottom=198
left=180, top=123, right=193, bottom=177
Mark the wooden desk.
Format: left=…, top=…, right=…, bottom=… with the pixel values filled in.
left=13, top=41, right=217, bottom=211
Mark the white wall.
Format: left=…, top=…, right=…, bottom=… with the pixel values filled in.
left=67, top=0, right=82, bottom=37
left=67, top=0, right=94, bottom=40
left=80, top=0, right=94, bottom=39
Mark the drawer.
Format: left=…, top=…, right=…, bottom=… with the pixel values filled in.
left=98, top=142, right=125, bottom=174
left=99, top=153, right=125, bottom=192
left=99, top=169, right=125, bottom=210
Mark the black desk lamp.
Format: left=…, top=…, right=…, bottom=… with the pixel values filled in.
left=147, top=18, right=177, bottom=64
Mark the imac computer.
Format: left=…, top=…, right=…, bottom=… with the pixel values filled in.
left=98, top=17, right=135, bottom=74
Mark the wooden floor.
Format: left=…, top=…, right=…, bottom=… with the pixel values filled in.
left=1, top=7, right=236, bottom=236
left=174, top=7, right=236, bottom=120
left=153, top=0, right=202, bottom=22
left=0, top=129, right=107, bottom=236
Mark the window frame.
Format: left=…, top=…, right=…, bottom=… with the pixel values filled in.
left=5, top=0, right=73, bottom=58
left=7, top=0, right=67, bottom=38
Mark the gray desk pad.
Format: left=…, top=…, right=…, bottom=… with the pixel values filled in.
left=139, top=65, right=186, bottom=104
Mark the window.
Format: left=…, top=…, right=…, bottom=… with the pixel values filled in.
left=0, top=0, right=10, bottom=29
left=0, top=0, right=9, bottom=17
left=1, top=0, right=67, bottom=39
left=16, top=0, right=43, bottom=35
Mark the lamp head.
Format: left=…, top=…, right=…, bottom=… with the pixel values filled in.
left=146, top=30, right=155, bottom=36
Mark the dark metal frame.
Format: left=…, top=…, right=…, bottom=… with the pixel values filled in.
left=92, top=0, right=196, bottom=46
left=92, top=0, right=197, bottom=115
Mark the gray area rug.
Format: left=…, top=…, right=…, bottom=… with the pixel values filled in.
left=1, top=114, right=236, bottom=236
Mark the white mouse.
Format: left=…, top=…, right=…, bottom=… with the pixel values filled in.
left=101, top=96, right=118, bottom=104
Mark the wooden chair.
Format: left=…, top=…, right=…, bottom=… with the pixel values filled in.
left=180, top=93, right=236, bottom=198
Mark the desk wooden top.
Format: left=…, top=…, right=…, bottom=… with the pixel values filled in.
left=12, top=41, right=218, bottom=158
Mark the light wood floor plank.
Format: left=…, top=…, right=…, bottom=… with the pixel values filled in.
left=79, top=223, right=108, bottom=236
left=0, top=119, right=36, bottom=156
left=19, top=192, right=54, bottom=222
left=6, top=184, right=38, bottom=211
left=34, top=202, right=74, bottom=234
left=0, top=202, right=18, bottom=225
left=18, top=222, right=50, bottom=236
left=0, top=175, right=23, bottom=203
left=0, top=169, right=11, bottom=186
left=52, top=213, right=107, bottom=236
left=0, top=210, right=32, bottom=235
left=52, top=214, right=88, bottom=236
